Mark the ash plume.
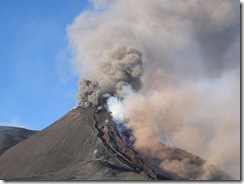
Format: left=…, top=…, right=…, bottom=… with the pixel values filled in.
left=68, top=0, right=240, bottom=179
left=77, top=79, right=101, bottom=107
left=99, top=46, right=143, bottom=93
left=76, top=46, right=143, bottom=106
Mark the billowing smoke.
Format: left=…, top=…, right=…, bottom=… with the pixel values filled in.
left=76, top=46, right=143, bottom=106
left=77, top=79, right=101, bottom=107
left=67, top=0, right=240, bottom=179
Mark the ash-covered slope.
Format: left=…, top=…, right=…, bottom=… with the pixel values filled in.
left=0, top=107, right=160, bottom=181
left=0, top=126, right=37, bottom=156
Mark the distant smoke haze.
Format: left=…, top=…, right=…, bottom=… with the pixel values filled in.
left=67, top=0, right=240, bottom=179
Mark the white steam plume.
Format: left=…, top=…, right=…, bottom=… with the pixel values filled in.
left=68, top=0, right=240, bottom=179
left=107, top=96, right=129, bottom=125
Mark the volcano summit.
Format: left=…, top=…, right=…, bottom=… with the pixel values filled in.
left=0, top=106, right=162, bottom=180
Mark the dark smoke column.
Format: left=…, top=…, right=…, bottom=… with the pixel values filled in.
left=77, top=79, right=101, bottom=107
left=77, top=46, right=144, bottom=107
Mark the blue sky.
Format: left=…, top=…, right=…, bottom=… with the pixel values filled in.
left=0, top=0, right=91, bottom=130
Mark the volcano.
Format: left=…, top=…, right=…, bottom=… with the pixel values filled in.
left=0, top=106, right=233, bottom=181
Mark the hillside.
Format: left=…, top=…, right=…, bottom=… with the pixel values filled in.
left=0, top=126, right=37, bottom=156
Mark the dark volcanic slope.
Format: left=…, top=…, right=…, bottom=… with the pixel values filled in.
left=0, top=107, right=233, bottom=181
left=0, top=126, right=37, bottom=156
left=0, top=107, right=154, bottom=180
